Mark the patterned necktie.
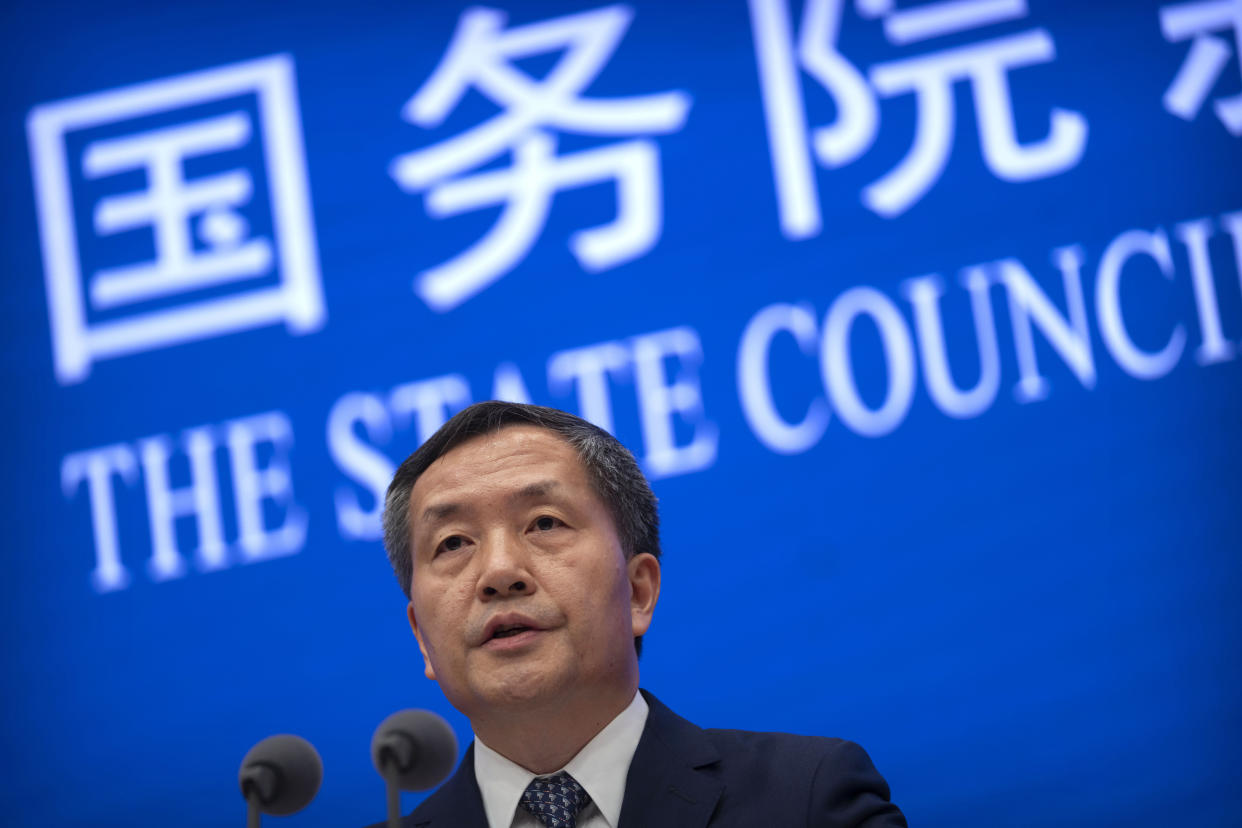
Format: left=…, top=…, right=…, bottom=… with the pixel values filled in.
left=519, top=771, right=592, bottom=828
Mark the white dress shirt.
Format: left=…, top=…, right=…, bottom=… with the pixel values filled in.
left=473, top=691, right=650, bottom=828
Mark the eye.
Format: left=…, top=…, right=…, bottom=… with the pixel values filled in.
left=532, top=515, right=563, bottom=532
left=437, top=535, right=468, bottom=555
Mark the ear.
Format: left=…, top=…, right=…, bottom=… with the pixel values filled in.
left=627, top=553, right=661, bottom=637
left=407, top=602, right=437, bottom=681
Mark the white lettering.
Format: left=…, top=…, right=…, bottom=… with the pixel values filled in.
left=1096, top=228, right=1187, bottom=380
left=327, top=393, right=394, bottom=542
left=137, top=427, right=226, bottom=582
left=820, top=287, right=916, bottom=437
left=61, top=444, right=138, bottom=593
left=547, top=342, right=631, bottom=434
left=492, top=362, right=533, bottom=404
left=903, top=268, right=1001, bottom=418
left=389, top=375, right=472, bottom=443
left=737, top=302, right=829, bottom=453
left=999, top=249, right=1095, bottom=402
left=631, top=327, right=718, bottom=477
left=1176, top=217, right=1235, bottom=364
left=225, top=412, right=306, bottom=562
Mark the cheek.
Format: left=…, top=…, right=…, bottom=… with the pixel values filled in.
left=413, top=586, right=466, bottom=645
left=569, top=562, right=631, bottom=624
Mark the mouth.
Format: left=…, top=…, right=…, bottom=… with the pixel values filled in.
left=490, top=623, right=533, bottom=640
left=480, top=614, right=547, bottom=649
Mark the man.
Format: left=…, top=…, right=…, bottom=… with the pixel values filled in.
left=370, top=401, right=906, bottom=828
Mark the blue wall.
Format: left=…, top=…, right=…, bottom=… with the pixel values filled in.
left=3, top=1, right=1240, bottom=825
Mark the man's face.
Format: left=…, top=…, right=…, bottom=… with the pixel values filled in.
left=405, top=425, right=659, bottom=717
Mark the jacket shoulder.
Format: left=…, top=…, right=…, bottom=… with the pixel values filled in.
left=699, top=728, right=848, bottom=796
left=700, top=729, right=907, bottom=828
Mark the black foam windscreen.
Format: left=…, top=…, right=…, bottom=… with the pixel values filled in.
left=238, top=734, right=323, bottom=816
left=370, top=709, right=458, bottom=791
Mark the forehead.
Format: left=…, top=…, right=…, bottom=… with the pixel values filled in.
left=408, top=425, right=591, bottom=515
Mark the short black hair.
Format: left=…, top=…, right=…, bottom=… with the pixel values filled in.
left=382, top=401, right=661, bottom=655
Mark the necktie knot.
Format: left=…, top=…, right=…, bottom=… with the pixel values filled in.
left=519, top=771, right=591, bottom=828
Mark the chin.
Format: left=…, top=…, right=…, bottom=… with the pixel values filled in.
left=473, top=664, right=574, bottom=710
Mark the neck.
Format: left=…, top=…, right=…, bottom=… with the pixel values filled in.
left=471, top=679, right=638, bottom=774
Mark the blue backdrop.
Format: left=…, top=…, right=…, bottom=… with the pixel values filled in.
left=3, top=0, right=1240, bottom=825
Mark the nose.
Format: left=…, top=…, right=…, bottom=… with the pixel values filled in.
left=475, top=530, right=534, bottom=600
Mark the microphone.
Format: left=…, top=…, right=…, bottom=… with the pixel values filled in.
left=371, top=709, right=458, bottom=828
left=238, top=734, right=323, bottom=828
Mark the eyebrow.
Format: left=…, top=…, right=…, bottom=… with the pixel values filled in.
left=418, top=480, right=565, bottom=525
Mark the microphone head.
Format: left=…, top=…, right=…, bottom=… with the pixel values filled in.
left=371, top=709, right=458, bottom=791
left=238, top=734, right=323, bottom=816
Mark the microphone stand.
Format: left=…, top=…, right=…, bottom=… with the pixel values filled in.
left=246, top=789, right=262, bottom=828
left=384, top=766, right=401, bottom=828
left=242, top=763, right=276, bottom=828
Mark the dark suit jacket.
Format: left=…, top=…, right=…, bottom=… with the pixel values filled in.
left=367, top=690, right=906, bottom=827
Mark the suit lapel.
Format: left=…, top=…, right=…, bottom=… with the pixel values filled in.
left=618, top=691, right=723, bottom=828
left=403, top=743, right=489, bottom=828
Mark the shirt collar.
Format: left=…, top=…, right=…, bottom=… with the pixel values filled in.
left=473, top=691, right=650, bottom=828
